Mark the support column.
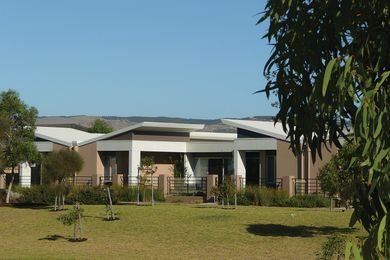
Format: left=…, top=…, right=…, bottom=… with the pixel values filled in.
left=128, top=149, right=141, bottom=185
left=234, top=150, right=246, bottom=178
left=19, top=162, right=31, bottom=188
left=207, top=174, right=218, bottom=201
left=184, top=153, right=194, bottom=177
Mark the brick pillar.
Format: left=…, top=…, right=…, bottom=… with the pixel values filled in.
left=235, top=175, right=243, bottom=191
left=207, top=174, right=218, bottom=201
left=282, top=176, right=295, bottom=197
left=112, top=174, right=121, bottom=186
left=0, top=174, right=5, bottom=189
left=158, top=175, right=168, bottom=197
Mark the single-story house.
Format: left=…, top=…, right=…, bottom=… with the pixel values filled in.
left=1, top=119, right=337, bottom=196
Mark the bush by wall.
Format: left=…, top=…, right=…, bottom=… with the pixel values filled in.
left=234, top=187, right=330, bottom=208
left=14, top=184, right=165, bottom=205
left=236, top=187, right=289, bottom=207
left=286, top=194, right=330, bottom=208
left=117, top=186, right=165, bottom=202
left=14, top=185, right=56, bottom=204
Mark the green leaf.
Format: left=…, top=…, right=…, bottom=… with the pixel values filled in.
left=351, top=243, right=363, bottom=259
left=349, top=210, right=359, bottom=227
left=344, top=56, right=353, bottom=75
left=345, top=239, right=352, bottom=259
left=374, top=71, right=390, bottom=92
left=377, top=214, right=387, bottom=251
left=373, top=113, right=383, bottom=138
left=322, top=58, right=337, bottom=96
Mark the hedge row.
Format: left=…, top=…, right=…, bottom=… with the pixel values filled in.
left=13, top=185, right=165, bottom=205
left=222, top=187, right=330, bottom=208
left=13, top=185, right=329, bottom=208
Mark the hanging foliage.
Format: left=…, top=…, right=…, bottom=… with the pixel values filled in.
left=259, top=1, right=389, bottom=258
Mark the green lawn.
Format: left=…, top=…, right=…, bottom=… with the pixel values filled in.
left=0, top=204, right=365, bottom=259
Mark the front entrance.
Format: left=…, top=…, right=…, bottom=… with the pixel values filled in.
left=246, top=152, right=260, bottom=186
left=208, top=158, right=233, bottom=183
left=31, top=165, right=41, bottom=185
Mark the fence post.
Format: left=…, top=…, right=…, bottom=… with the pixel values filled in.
left=207, top=174, right=218, bottom=202
left=294, top=178, right=297, bottom=195
left=158, top=175, right=168, bottom=197
left=282, top=176, right=295, bottom=197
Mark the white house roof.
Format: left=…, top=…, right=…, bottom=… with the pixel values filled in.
left=221, top=119, right=288, bottom=140
left=79, top=121, right=205, bottom=146
left=190, top=132, right=237, bottom=141
left=36, top=127, right=104, bottom=146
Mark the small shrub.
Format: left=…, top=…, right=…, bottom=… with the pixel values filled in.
left=14, top=185, right=56, bottom=204
left=241, top=186, right=289, bottom=206
left=287, top=194, right=330, bottom=208
left=236, top=192, right=251, bottom=205
left=318, top=235, right=347, bottom=260
left=141, top=187, right=165, bottom=202
left=0, top=189, right=6, bottom=204
left=66, top=186, right=117, bottom=204
left=116, top=186, right=138, bottom=201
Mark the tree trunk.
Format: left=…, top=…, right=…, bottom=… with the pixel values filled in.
left=151, top=176, right=154, bottom=206
left=62, top=194, right=65, bottom=210
left=77, top=203, right=83, bottom=239
left=137, top=177, right=140, bottom=205
left=5, top=173, right=14, bottom=204
left=73, top=217, right=77, bottom=240
left=226, top=195, right=230, bottom=208
left=54, top=195, right=58, bottom=211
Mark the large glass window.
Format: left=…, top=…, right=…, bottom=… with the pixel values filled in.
left=266, top=155, right=276, bottom=183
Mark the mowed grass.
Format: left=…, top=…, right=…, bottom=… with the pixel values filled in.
left=0, top=204, right=365, bottom=259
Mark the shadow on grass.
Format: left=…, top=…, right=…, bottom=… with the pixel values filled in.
left=246, top=224, right=356, bottom=237
left=39, top=234, right=88, bottom=242
left=83, top=214, right=121, bottom=222
left=8, top=203, right=52, bottom=210
left=39, top=234, right=70, bottom=241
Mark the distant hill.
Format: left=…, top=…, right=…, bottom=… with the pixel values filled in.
left=37, top=115, right=274, bottom=133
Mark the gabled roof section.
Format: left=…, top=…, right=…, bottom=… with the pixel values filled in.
left=35, top=127, right=104, bottom=146
left=79, top=121, right=205, bottom=146
left=221, top=119, right=288, bottom=140
left=190, top=132, right=237, bottom=141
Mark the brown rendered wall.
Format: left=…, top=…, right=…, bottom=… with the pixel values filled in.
left=154, top=164, right=174, bottom=176
left=141, top=152, right=178, bottom=176
left=276, top=140, right=338, bottom=179
left=78, top=142, right=103, bottom=185
left=52, top=143, right=67, bottom=151
left=308, top=144, right=338, bottom=179
left=276, top=140, right=299, bottom=178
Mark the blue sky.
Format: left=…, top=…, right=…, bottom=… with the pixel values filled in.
left=0, top=1, right=276, bottom=119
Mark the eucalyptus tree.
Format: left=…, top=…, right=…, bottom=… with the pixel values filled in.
left=42, top=149, right=84, bottom=210
left=139, top=156, right=157, bottom=206
left=87, top=119, right=114, bottom=134
left=0, top=114, right=9, bottom=173
left=0, top=90, right=39, bottom=203
left=259, top=1, right=389, bottom=258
